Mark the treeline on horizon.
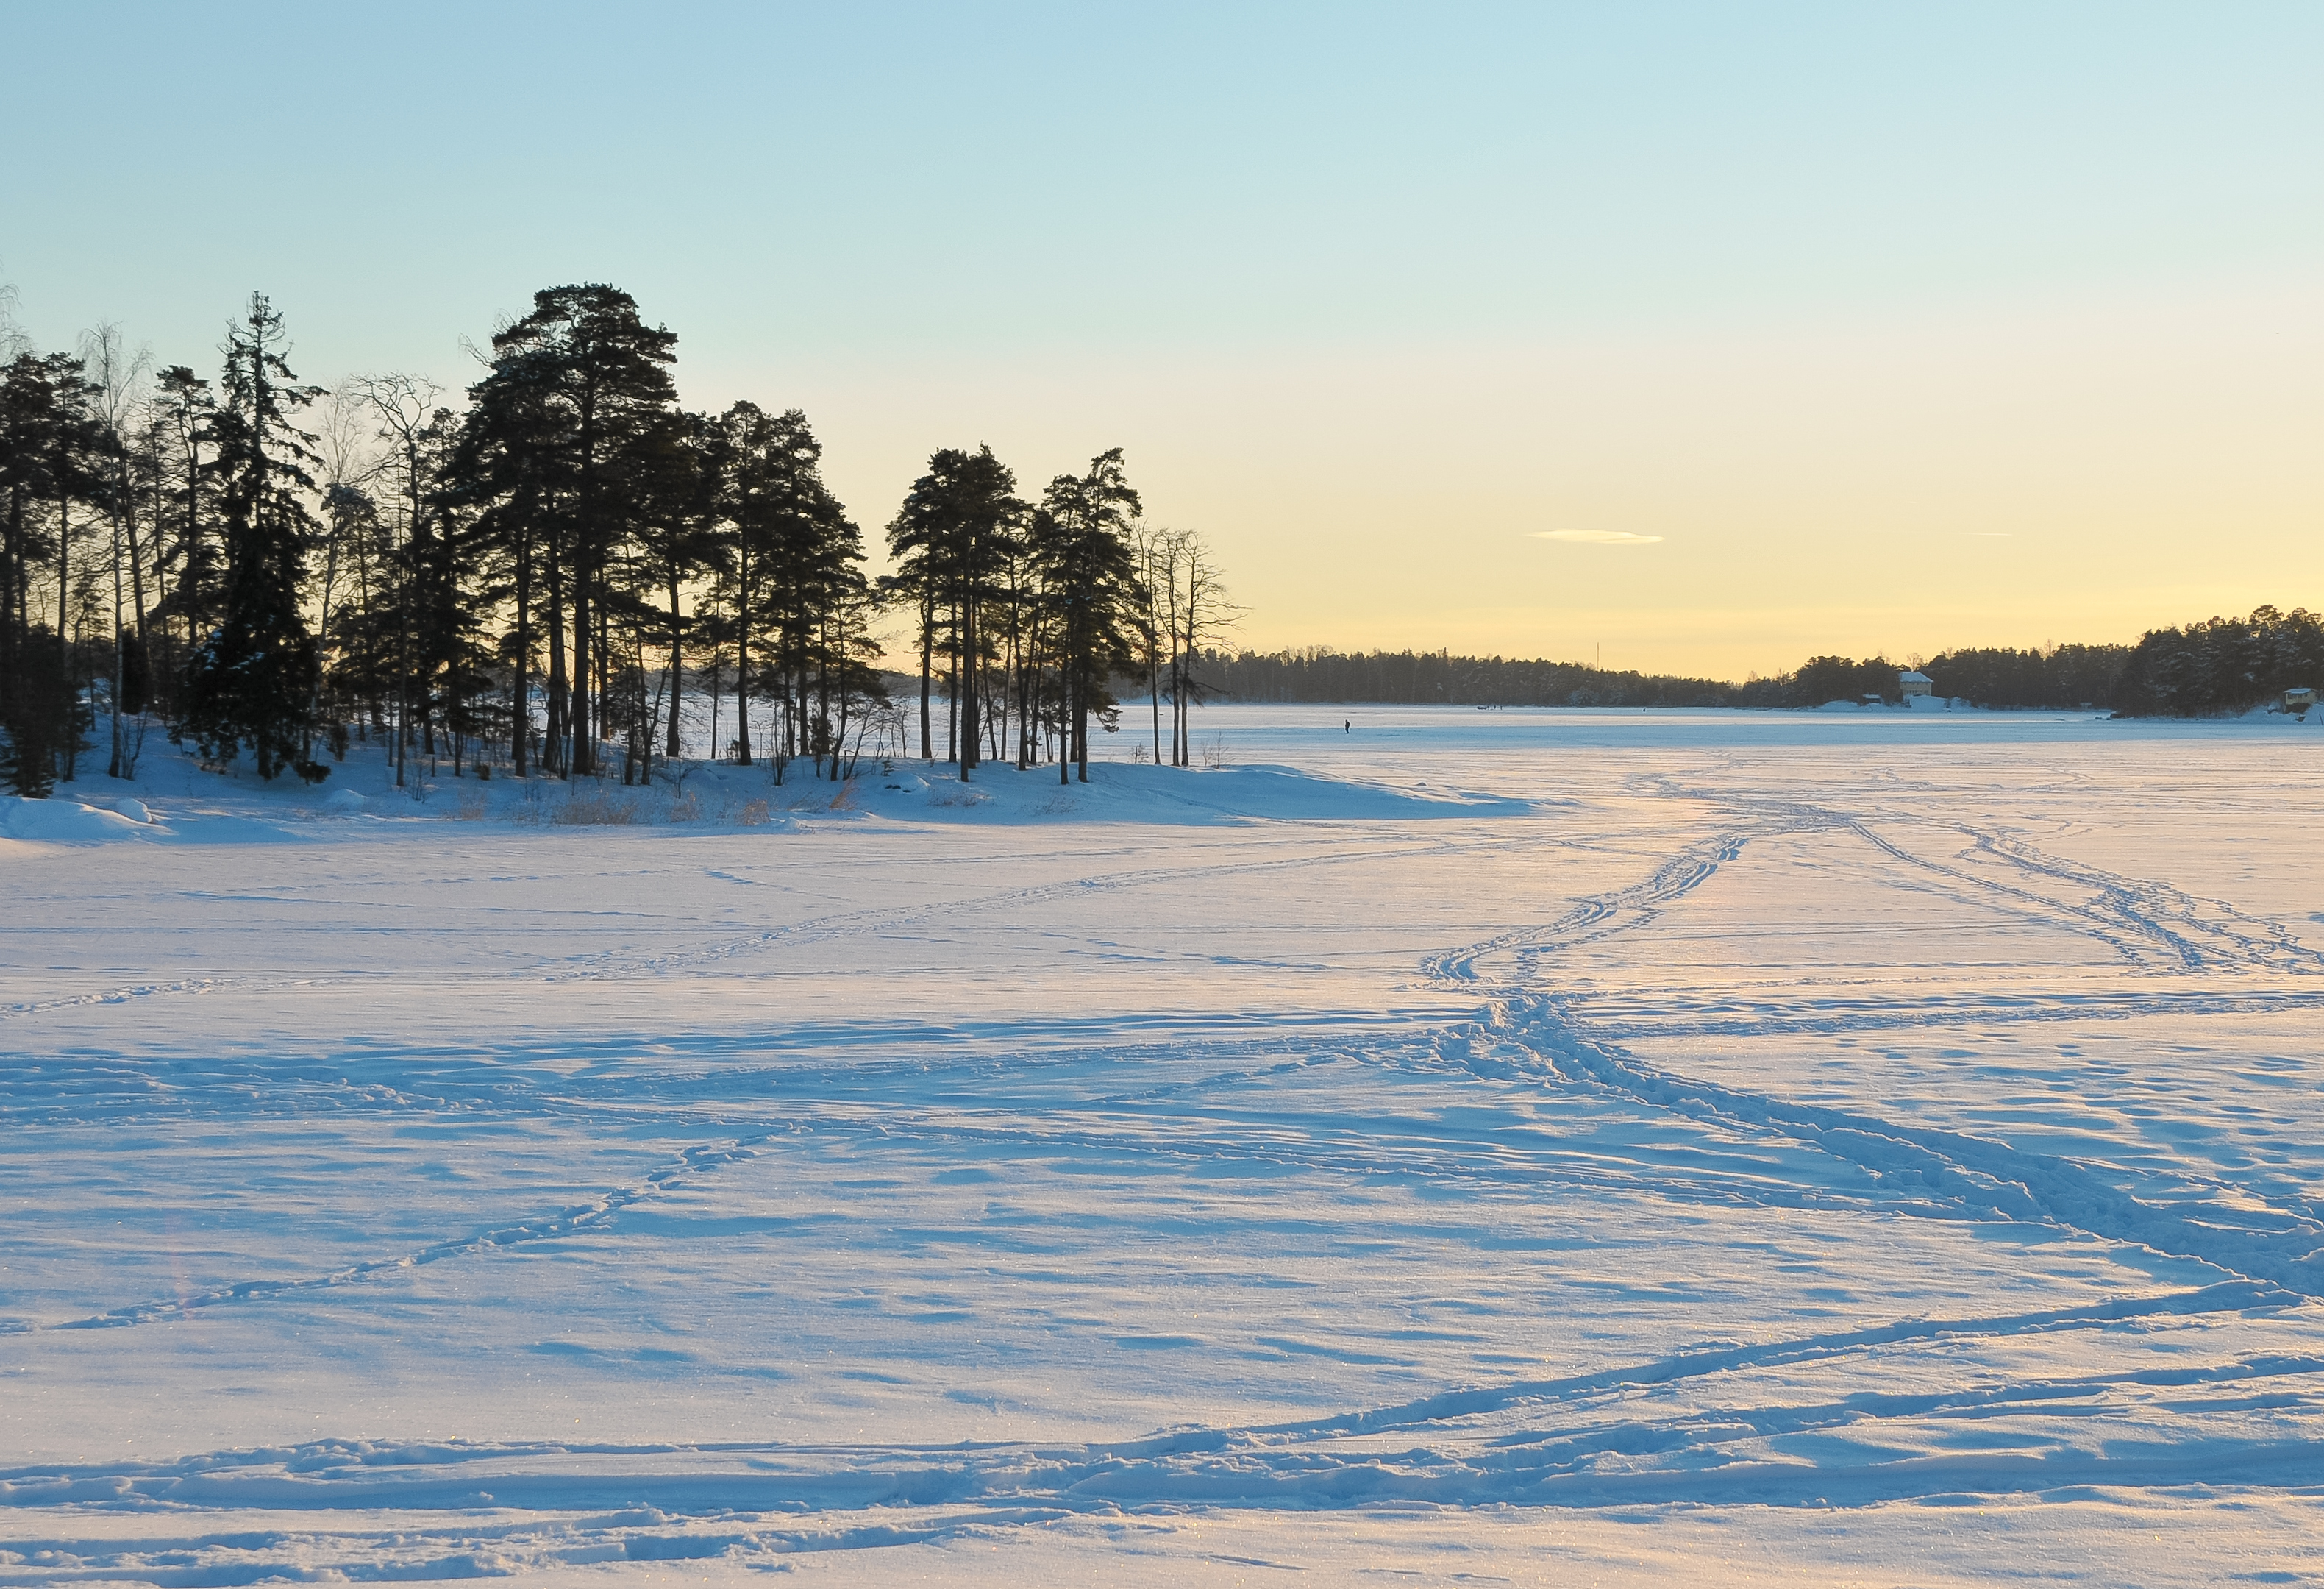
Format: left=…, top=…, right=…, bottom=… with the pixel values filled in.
left=1208, top=604, right=2324, bottom=714
left=0, top=283, right=1234, bottom=799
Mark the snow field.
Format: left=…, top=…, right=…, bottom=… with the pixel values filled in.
left=2, top=705, right=2321, bottom=1583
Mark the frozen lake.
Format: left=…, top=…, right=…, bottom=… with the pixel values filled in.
left=4, top=705, right=2321, bottom=1584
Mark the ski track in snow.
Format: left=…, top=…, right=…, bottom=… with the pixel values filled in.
left=4, top=707, right=2323, bottom=1582
left=0, top=978, right=246, bottom=1023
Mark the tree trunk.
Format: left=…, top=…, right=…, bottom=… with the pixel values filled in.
left=57, top=491, right=75, bottom=783
left=512, top=519, right=532, bottom=775
left=545, top=546, right=567, bottom=777
left=304, top=514, right=338, bottom=772
left=665, top=568, right=683, bottom=759
left=959, top=583, right=977, bottom=780
left=918, top=589, right=933, bottom=760
left=179, top=433, right=203, bottom=658
left=125, top=455, right=152, bottom=717
left=108, top=497, right=125, bottom=779
left=571, top=560, right=591, bottom=775
left=706, top=648, right=721, bottom=763
left=1016, top=623, right=1034, bottom=769
left=735, top=561, right=752, bottom=765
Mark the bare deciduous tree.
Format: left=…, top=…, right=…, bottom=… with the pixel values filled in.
left=354, top=373, right=442, bottom=787
left=1149, top=527, right=1236, bottom=766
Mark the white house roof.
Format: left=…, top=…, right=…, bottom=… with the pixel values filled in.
left=1899, top=670, right=1933, bottom=684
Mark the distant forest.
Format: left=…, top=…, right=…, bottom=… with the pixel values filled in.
left=1208, top=604, right=2324, bottom=715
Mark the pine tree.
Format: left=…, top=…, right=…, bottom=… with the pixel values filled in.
left=496, top=287, right=676, bottom=777
left=0, top=350, right=107, bottom=793
left=888, top=447, right=1022, bottom=780
left=1030, top=449, right=1142, bottom=782
left=757, top=419, right=866, bottom=782
left=444, top=338, right=560, bottom=776
left=623, top=409, right=716, bottom=768
left=712, top=402, right=849, bottom=772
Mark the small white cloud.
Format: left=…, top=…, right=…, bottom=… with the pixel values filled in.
left=1531, top=530, right=1664, bottom=545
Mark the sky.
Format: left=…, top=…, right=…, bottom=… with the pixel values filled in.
left=4, top=2, right=2318, bottom=678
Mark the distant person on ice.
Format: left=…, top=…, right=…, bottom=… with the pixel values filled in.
left=1344, top=720, right=1350, bottom=733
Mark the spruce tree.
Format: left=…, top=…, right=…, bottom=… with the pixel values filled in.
left=149, top=364, right=218, bottom=669
left=180, top=294, right=326, bottom=780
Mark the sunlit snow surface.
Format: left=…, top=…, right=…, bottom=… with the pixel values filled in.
left=4, top=705, right=2322, bottom=1585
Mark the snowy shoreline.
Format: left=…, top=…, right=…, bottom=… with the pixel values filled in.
left=6, top=701, right=2316, bottom=850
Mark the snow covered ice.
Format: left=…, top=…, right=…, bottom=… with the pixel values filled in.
left=3, top=705, right=2322, bottom=1584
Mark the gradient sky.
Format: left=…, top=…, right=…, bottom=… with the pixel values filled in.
left=5, top=2, right=2318, bottom=678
